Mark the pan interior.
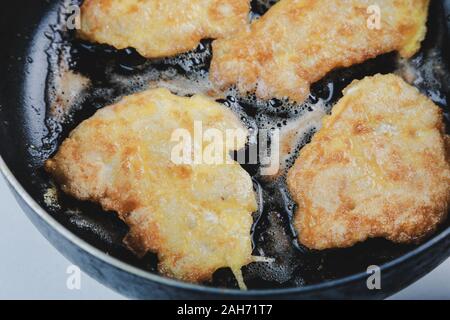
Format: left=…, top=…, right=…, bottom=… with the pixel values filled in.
left=1, top=0, right=449, bottom=290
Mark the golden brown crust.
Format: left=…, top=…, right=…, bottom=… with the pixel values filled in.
left=287, top=74, right=450, bottom=250
left=79, top=0, right=251, bottom=58
left=45, top=88, right=257, bottom=284
left=210, top=0, right=430, bottom=102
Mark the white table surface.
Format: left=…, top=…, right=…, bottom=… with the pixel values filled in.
left=0, top=175, right=448, bottom=300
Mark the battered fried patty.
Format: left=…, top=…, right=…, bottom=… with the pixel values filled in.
left=79, top=0, right=251, bottom=58
left=45, top=88, right=257, bottom=287
left=287, top=74, right=450, bottom=250
left=210, top=0, right=430, bottom=103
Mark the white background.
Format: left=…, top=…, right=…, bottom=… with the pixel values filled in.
left=0, top=175, right=449, bottom=300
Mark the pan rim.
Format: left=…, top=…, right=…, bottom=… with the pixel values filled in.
left=1, top=154, right=449, bottom=297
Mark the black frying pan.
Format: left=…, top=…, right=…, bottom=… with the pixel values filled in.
left=0, top=0, right=449, bottom=299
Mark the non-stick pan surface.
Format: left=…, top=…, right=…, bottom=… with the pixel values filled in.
left=0, top=0, right=449, bottom=299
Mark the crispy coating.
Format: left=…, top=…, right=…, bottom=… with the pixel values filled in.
left=45, top=88, right=257, bottom=285
left=79, top=0, right=251, bottom=58
left=287, top=74, right=450, bottom=250
left=210, top=0, right=430, bottom=102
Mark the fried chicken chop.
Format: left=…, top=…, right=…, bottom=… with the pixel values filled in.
left=287, top=74, right=450, bottom=250
left=79, top=0, right=250, bottom=58
left=45, top=88, right=257, bottom=287
left=210, top=0, right=430, bottom=102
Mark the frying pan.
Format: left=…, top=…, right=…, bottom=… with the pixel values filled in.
left=0, top=0, right=449, bottom=299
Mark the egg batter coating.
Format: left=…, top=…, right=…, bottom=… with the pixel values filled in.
left=45, top=88, right=257, bottom=286
left=79, top=0, right=251, bottom=58
left=287, top=74, right=450, bottom=250
left=210, top=0, right=430, bottom=103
